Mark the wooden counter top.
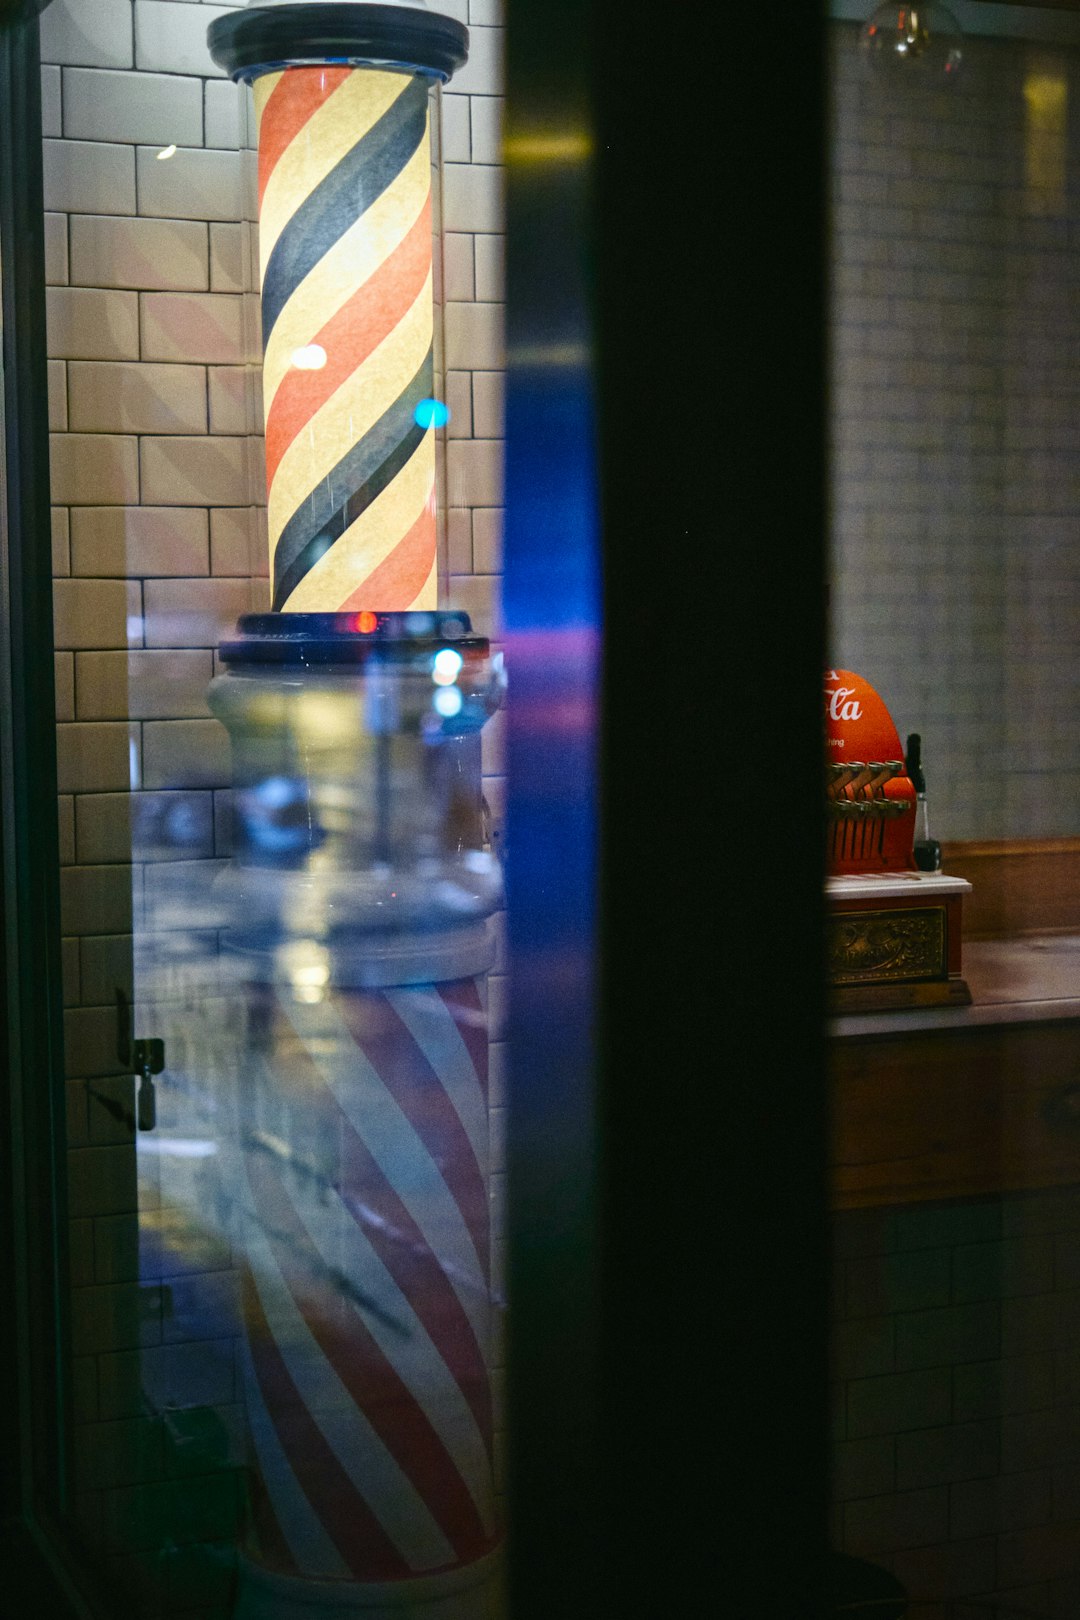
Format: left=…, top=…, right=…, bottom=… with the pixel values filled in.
left=831, top=936, right=1080, bottom=1210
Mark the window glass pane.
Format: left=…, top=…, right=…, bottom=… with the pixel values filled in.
left=42, top=1, right=507, bottom=1614
left=828, top=7, right=1080, bottom=1615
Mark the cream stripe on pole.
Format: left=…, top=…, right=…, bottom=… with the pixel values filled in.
left=262, top=137, right=430, bottom=414
left=282, top=450, right=435, bottom=613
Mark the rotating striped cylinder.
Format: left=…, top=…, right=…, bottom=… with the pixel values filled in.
left=233, top=973, right=499, bottom=1603
left=253, top=65, right=439, bottom=614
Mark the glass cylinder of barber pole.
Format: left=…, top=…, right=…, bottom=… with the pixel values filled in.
left=205, top=8, right=503, bottom=1615
left=207, top=612, right=504, bottom=1619
left=209, top=0, right=467, bottom=614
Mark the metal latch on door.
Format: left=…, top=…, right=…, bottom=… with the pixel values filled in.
left=115, top=988, right=164, bottom=1132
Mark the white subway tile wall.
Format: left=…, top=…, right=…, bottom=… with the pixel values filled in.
left=830, top=25, right=1080, bottom=839
left=833, top=1191, right=1080, bottom=1614
left=44, top=138, right=137, bottom=214
left=69, top=214, right=209, bottom=292
left=44, top=0, right=506, bottom=1577
left=63, top=68, right=204, bottom=146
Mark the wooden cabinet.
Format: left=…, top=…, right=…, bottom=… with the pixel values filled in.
left=832, top=934, right=1080, bottom=1209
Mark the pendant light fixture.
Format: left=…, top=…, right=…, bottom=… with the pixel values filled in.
left=860, top=3, right=963, bottom=85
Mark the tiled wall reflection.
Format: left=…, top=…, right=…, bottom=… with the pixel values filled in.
left=45, top=0, right=506, bottom=1601
left=829, top=24, right=1080, bottom=840
left=834, top=1190, right=1080, bottom=1617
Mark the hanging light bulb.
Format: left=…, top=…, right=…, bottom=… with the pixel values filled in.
left=860, top=4, right=963, bottom=85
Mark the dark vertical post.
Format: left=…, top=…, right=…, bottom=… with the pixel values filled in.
left=505, top=0, right=830, bottom=1615
left=0, top=10, right=94, bottom=1616
left=0, top=0, right=69, bottom=1537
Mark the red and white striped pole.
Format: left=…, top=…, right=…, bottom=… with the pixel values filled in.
left=208, top=608, right=504, bottom=1619
left=232, top=963, right=500, bottom=1616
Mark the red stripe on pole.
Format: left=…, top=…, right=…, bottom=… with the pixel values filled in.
left=266, top=998, right=494, bottom=1453
left=241, top=1263, right=412, bottom=1580
left=258, top=65, right=352, bottom=207
left=337, top=499, right=436, bottom=613
left=264, top=195, right=433, bottom=486
left=247, top=1148, right=493, bottom=1565
left=334, top=989, right=490, bottom=1272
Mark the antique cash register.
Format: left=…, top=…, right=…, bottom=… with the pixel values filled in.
left=826, top=669, right=971, bottom=1011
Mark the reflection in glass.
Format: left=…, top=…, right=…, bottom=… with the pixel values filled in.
left=136, top=613, right=505, bottom=1616
left=860, top=3, right=963, bottom=85
left=831, top=11, right=1080, bottom=1617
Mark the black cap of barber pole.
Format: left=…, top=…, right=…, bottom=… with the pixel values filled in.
left=208, top=2, right=469, bottom=84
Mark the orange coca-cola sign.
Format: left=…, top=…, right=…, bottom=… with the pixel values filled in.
left=824, top=669, right=916, bottom=873
left=825, top=668, right=904, bottom=761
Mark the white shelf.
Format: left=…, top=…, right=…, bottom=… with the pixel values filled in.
left=827, top=872, right=972, bottom=902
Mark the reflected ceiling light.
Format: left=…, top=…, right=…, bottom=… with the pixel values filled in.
left=433, top=685, right=463, bottom=718
left=860, top=3, right=963, bottom=85
left=504, top=131, right=593, bottom=164
left=432, top=646, right=462, bottom=684
left=278, top=938, right=331, bottom=1004
left=290, top=342, right=327, bottom=370
left=136, top=1138, right=217, bottom=1158
left=156, top=143, right=177, bottom=160
left=1023, top=61, right=1068, bottom=208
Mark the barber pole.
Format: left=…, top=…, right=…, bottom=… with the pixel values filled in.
left=232, top=973, right=499, bottom=1607
left=206, top=12, right=494, bottom=1610
left=211, top=3, right=470, bottom=614
left=255, top=64, right=438, bottom=612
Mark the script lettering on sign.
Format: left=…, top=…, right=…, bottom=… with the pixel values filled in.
left=825, top=673, right=862, bottom=723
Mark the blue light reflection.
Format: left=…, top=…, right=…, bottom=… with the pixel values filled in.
left=414, top=397, right=450, bottom=430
